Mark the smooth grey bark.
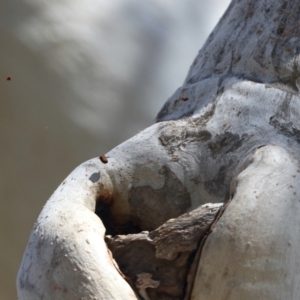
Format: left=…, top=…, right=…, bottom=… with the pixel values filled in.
left=17, top=0, right=300, bottom=299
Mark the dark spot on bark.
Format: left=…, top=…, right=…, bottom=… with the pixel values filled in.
left=208, top=132, right=248, bottom=158
left=95, top=182, right=140, bottom=235
left=268, top=94, right=300, bottom=139
left=277, top=25, right=285, bottom=35
left=269, top=117, right=300, bottom=143
left=204, top=165, right=227, bottom=197
left=280, top=1, right=288, bottom=10
left=187, top=130, right=212, bottom=142
left=266, top=81, right=298, bottom=94
left=89, top=172, right=100, bottom=183
left=18, top=276, right=25, bottom=289
left=50, top=246, right=62, bottom=269
left=95, top=200, right=141, bottom=235
left=18, top=275, right=36, bottom=295
left=247, top=10, right=254, bottom=17
left=128, top=166, right=191, bottom=231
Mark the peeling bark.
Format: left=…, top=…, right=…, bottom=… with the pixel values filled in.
left=105, top=203, right=222, bottom=300
left=17, top=0, right=300, bottom=299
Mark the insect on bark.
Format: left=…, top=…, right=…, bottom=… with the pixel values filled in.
left=99, top=154, right=108, bottom=164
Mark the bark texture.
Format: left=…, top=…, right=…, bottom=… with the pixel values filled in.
left=105, top=203, right=222, bottom=300
left=191, top=145, right=300, bottom=300
left=17, top=0, right=300, bottom=299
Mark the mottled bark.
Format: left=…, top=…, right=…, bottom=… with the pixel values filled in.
left=17, top=0, right=300, bottom=299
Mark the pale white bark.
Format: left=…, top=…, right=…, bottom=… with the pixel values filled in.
left=17, top=162, right=137, bottom=299
left=18, top=0, right=300, bottom=299
left=192, top=145, right=300, bottom=299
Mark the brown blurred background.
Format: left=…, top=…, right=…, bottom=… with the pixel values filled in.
left=0, top=1, right=230, bottom=298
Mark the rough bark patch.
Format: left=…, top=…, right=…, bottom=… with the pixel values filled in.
left=208, top=132, right=248, bottom=158
left=269, top=117, right=300, bottom=143
left=204, top=165, right=228, bottom=197
left=106, top=203, right=222, bottom=300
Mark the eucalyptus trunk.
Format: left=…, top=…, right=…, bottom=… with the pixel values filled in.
left=17, top=1, right=300, bottom=299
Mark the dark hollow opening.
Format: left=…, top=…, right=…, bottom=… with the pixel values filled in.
left=95, top=198, right=142, bottom=236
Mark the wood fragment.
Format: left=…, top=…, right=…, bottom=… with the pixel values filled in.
left=105, top=203, right=223, bottom=300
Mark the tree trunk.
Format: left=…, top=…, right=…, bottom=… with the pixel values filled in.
left=17, top=0, right=300, bottom=299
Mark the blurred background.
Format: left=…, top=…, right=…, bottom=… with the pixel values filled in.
left=0, top=0, right=230, bottom=298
